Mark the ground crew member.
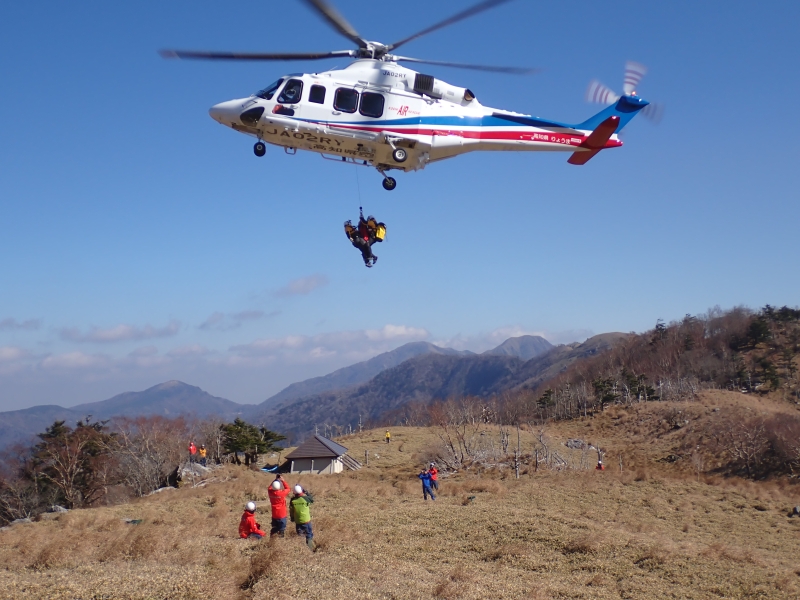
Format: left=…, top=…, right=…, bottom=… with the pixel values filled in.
left=188, top=441, right=197, bottom=464
left=290, top=484, right=316, bottom=551
left=199, top=444, right=207, bottom=467
left=239, top=501, right=266, bottom=539
left=429, top=463, right=439, bottom=490
left=596, top=460, right=605, bottom=471
left=268, top=476, right=291, bottom=537
left=418, top=468, right=436, bottom=501
left=385, top=430, right=391, bottom=444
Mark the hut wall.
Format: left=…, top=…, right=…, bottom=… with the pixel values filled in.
left=290, top=457, right=342, bottom=474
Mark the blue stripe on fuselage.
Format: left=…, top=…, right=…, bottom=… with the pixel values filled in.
left=294, top=114, right=576, bottom=130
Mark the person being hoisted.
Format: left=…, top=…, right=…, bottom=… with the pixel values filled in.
left=344, top=207, right=386, bottom=268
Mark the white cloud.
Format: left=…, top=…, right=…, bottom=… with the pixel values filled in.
left=0, top=321, right=596, bottom=411
left=167, top=344, right=211, bottom=358
left=0, top=318, right=41, bottom=331
left=129, top=346, right=158, bottom=358
left=274, top=274, right=329, bottom=297
left=231, top=310, right=264, bottom=321
left=229, top=325, right=429, bottom=363
left=41, top=351, right=110, bottom=369
left=199, top=310, right=274, bottom=331
left=198, top=312, right=225, bottom=331
left=60, top=320, right=181, bottom=343
left=0, top=346, right=28, bottom=362
left=365, top=325, right=428, bottom=341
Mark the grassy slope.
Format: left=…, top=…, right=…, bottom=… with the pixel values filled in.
left=1, top=391, right=799, bottom=600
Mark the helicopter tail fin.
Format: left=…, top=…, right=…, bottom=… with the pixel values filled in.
left=567, top=116, right=619, bottom=165
left=574, top=95, right=649, bottom=133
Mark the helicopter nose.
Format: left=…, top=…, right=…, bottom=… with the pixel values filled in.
left=208, top=100, right=241, bottom=125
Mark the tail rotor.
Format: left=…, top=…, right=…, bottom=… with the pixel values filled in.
left=585, top=60, right=664, bottom=125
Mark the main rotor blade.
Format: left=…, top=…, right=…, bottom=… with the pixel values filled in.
left=301, top=0, right=367, bottom=49
left=394, top=55, right=537, bottom=75
left=388, top=0, right=515, bottom=51
left=159, top=49, right=355, bottom=61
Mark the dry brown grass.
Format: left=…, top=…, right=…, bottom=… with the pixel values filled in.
left=2, top=404, right=799, bottom=599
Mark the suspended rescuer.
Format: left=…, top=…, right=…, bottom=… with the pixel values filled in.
left=290, top=484, right=316, bottom=551
left=268, top=475, right=291, bottom=537
left=239, top=501, right=266, bottom=539
left=344, top=208, right=385, bottom=268
left=418, top=467, right=436, bottom=501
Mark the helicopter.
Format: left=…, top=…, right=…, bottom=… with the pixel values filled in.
left=161, top=0, right=653, bottom=191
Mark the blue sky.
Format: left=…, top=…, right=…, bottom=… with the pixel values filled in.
left=1, top=1, right=798, bottom=410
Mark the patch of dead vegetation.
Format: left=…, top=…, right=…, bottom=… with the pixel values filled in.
left=1, top=420, right=799, bottom=599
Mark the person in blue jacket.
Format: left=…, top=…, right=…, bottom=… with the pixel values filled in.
left=418, top=467, right=436, bottom=501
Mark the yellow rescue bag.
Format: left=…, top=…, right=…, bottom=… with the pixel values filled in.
left=375, top=223, right=386, bottom=241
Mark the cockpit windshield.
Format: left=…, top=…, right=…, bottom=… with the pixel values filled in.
left=255, top=78, right=284, bottom=100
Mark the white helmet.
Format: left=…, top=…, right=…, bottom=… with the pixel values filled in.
left=271, top=480, right=282, bottom=490
left=245, top=501, right=256, bottom=512
left=294, top=485, right=303, bottom=494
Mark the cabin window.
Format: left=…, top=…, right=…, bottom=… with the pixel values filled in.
left=359, top=92, right=385, bottom=118
left=309, top=85, right=326, bottom=104
left=277, top=79, right=303, bottom=104
left=334, top=88, right=359, bottom=113
left=255, top=78, right=284, bottom=100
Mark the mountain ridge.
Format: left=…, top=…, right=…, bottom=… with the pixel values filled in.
left=0, top=334, right=579, bottom=449
left=258, top=341, right=474, bottom=410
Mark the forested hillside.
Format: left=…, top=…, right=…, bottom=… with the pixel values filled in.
left=496, top=305, right=800, bottom=422
left=395, top=305, right=800, bottom=480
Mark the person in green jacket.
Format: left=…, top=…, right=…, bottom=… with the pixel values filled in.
left=290, top=484, right=315, bottom=551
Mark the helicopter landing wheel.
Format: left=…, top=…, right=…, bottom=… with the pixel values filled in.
left=382, top=177, right=397, bottom=191
left=392, top=148, right=407, bottom=163
left=254, top=141, right=266, bottom=157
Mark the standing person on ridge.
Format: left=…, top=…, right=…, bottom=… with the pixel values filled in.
left=385, top=430, right=391, bottom=444
left=239, top=501, right=266, bottom=539
left=290, top=484, right=316, bottom=551
left=428, top=463, right=439, bottom=491
left=198, top=444, right=207, bottom=467
left=268, top=475, right=291, bottom=538
left=188, top=441, right=197, bottom=464
left=418, top=467, right=436, bottom=501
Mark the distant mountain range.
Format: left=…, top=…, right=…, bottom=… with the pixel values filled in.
left=260, top=341, right=474, bottom=409
left=0, top=334, right=628, bottom=449
left=251, top=334, right=624, bottom=440
left=483, top=335, right=554, bottom=360
left=0, top=381, right=247, bottom=450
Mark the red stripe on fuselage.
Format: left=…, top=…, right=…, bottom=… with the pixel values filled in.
left=325, top=123, right=622, bottom=148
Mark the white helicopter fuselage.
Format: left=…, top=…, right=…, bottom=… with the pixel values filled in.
left=208, top=60, right=623, bottom=179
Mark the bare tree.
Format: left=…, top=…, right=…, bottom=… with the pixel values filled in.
left=32, top=419, right=115, bottom=509
left=712, top=417, right=770, bottom=478
left=428, top=397, right=485, bottom=468
left=111, top=416, right=189, bottom=496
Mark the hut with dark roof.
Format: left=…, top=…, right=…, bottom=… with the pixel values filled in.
left=284, top=435, right=362, bottom=474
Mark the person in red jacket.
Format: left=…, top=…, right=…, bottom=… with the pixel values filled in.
left=188, top=441, right=197, bottom=464
left=429, top=463, right=439, bottom=491
left=268, top=476, right=291, bottom=537
left=239, top=502, right=266, bottom=539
